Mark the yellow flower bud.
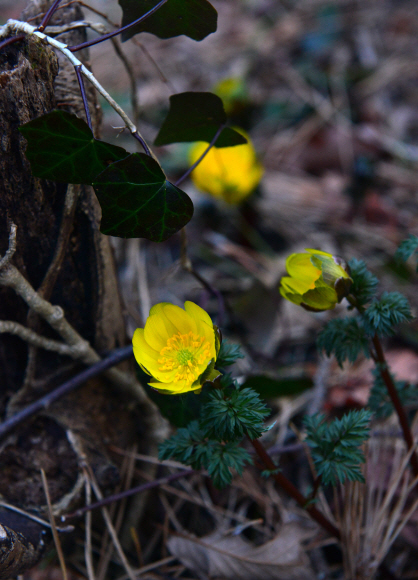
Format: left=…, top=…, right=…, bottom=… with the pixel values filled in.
left=188, top=129, right=263, bottom=205
left=132, top=302, right=221, bottom=394
left=280, top=249, right=353, bottom=311
left=213, top=77, right=248, bottom=115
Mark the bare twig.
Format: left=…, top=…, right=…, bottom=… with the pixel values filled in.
left=0, top=236, right=154, bottom=409
left=249, top=437, right=341, bottom=540
left=75, top=64, right=93, bottom=131
left=0, top=264, right=97, bottom=361
left=63, top=469, right=194, bottom=520
left=0, top=345, right=133, bottom=440
left=2, top=20, right=153, bottom=157
left=110, top=38, right=140, bottom=126
left=372, top=334, right=418, bottom=477
left=0, top=500, right=73, bottom=533
left=0, top=222, right=17, bottom=271
left=97, top=445, right=137, bottom=580
left=116, top=557, right=175, bottom=580
left=23, top=184, right=80, bottom=391
left=40, top=1, right=175, bottom=91
left=87, top=469, right=137, bottom=580
left=0, top=320, right=85, bottom=357
left=37, top=0, right=64, bottom=32
left=67, top=0, right=169, bottom=52
left=84, top=476, right=96, bottom=580
left=0, top=34, right=25, bottom=51
left=41, top=469, right=68, bottom=580
left=174, top=123, right=226, bottom=187
left=180, top=228, right=226, bottom=326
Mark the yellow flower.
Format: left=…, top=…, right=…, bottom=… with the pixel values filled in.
left=213, top=77, right=248, bottom=115
left=280, top=249, right=353, bottom=311
left=188, top=129, right=263, bottom=204
left=133, top=301, right=221, bottom=394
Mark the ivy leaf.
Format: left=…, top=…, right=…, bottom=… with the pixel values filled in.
left=154, top=92, right=247, bottom=148
left=93, top=153, right=193, bottom=241
left=19, top=110, right=128, bottom=185
left=119, top=0, right=217, bottom=42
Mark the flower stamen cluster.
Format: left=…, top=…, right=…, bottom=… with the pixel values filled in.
left=158, top=331, right=211, bottom=383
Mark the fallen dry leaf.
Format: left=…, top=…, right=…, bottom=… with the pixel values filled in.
left=167, top=522, right=315, bottom=580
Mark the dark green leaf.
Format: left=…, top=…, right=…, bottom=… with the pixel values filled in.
left=363, top=292, right=413, bottom=337
left=348, top=258, right=378, bottom=308
left=93, top=153, right=193, bottom=241
left=141, top=378, right=209, bottom=428
left=395, top=235, right=418, bottom=266
left=154, top=92, right=247, bottom=148
left=19, top=110, right=128, bottom=185
left=200, top=387, right=270, bottom=441
left=207, top=442, right=251, bottom=488
left=304, top=410, right=371, bottom=486
left=120, top=0, right=217, bottom=42
left=158, top=421, right=252, bottom=487
left=242, top=375, right=313, bottom=399
left=317, top=317, right=370, bottom=367
left=216, top=340, right=244, bottom=367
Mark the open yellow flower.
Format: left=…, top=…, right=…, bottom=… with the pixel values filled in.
left=133, top=302, right=220, bottom=394
left=188, top=129, right=263, bottom=204
left=280, top=249, right=352, bottom=311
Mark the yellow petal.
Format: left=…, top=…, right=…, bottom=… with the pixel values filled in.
left=188, top=129, right=263, bottom=205
left=302, top=282, right=338, bottom=310
left=184, top=301, right=213, bottom=328
left=279, top=285, right=303, bottom=305
left=305, top=248, right=333, bottom=257
left=149, top=302, right=179, bottom=337
left=281, top=275, right=312, bottom=296
left=148, top=380, right=202, bottom=395
left=286, top=253, right=321, bottom=288
left=184, top=301, right=216, bottom=357
left=144, top=314, right=172, bottom=351
left=162, top=303, right=198, bottom=334
left=132, top=328, right=159, bottom=368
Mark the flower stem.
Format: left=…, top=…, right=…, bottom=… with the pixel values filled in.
left=37, top=0, right=64, bottom=32
left=348, top=293, right=418, bottom=475
left=174, top=123, right=225, bottom=187
left=371, top=334, right=418, bottom=476
left=74, top=64, right=92, bottom=132
left=249, top=437, right=340, bottom=539
left=68, top=0, right=169, bottom=52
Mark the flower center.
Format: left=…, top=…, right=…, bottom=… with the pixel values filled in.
left=158, top=331, right=211, bottom=384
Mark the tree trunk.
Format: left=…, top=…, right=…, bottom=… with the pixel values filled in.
left=0, top=2, right=156, bottom=576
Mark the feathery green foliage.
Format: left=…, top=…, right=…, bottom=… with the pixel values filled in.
left=348, top=258, right=378, bottom=307
left=317, top=317, right=370, bottom=367
left=395, top=235, right=418, bottom=269
left=216, top=340, right=245, bottom=367
left=362, top=292, right=413, bottom=337
left=207, top=442, right=251, bottom=488
left=158, top=420, right=252, bottom=487
left=158, top=421, right=210, bottom=469
left=200, top=386, right=270, bottom=440
left=368, top=367, right=418, bottom=418
left=304, top=410, right=371, bottom=486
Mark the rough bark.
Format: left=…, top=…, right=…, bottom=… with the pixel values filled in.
left=0, top=2, right=151, bottom=576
